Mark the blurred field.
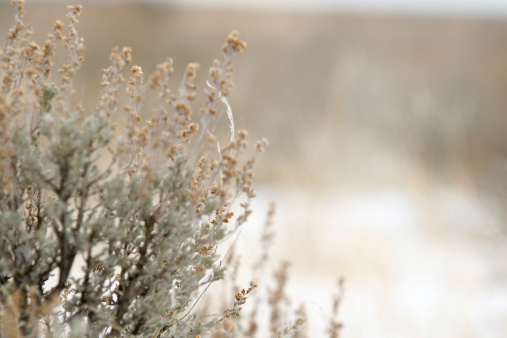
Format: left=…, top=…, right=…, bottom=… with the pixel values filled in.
left=242, top=185, right=507, bottom=337
left=2, top=2, right=507, bottom=337
left=2, top=3, right=507, bottom=189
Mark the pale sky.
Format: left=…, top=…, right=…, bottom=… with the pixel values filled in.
left=160, top=0, right=507, bottom=17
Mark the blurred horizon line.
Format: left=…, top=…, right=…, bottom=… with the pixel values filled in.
left=8, top=0, right=507, bottom=19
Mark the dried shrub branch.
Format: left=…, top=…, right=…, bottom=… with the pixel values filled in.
left=0, top=2, right=343, bottom=337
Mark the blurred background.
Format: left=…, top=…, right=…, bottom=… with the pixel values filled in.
left=2, top=0, right=507, bottom=336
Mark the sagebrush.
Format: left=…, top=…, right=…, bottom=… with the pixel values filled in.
left=0, top=1, right=341, bottom=337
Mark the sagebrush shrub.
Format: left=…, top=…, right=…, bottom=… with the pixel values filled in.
left=0, top=1, right=342, bottom=337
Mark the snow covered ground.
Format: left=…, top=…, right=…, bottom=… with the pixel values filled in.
left=237, top=184, right=507, bottom=337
